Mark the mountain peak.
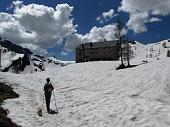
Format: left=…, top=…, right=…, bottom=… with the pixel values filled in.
left=0, top=38, right=33, bottom=55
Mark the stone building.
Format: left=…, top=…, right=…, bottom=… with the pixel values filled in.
left=76, top=40, right=120, bottom=63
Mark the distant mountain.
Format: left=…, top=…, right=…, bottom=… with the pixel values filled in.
left=0, top=37, right=33, bottom=55
left=0, top=37, right=74, bottom=74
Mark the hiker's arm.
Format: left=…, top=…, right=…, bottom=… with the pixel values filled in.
left=44, top=84, right=46, bottom=91
left=51, top=84, right=54, bottom=91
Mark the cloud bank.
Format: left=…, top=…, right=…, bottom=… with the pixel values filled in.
left=0, top=2, right=76, bottom=54
left=0, top=2, right=122, bottom=54
left=119, top=0, right=170, bottom=33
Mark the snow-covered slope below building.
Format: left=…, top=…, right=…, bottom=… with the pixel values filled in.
left=0, top=39, right=170, bottom=127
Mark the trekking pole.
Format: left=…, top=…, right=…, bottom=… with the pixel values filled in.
left=53, top=91, right=58, bottom=113
left=42, top=92, right=45, bottom=107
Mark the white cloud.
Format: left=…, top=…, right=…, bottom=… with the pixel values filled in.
left=12, top=0, right=23, bottom=7
left=96, top=9, right=117, bottom=23
left=7, top=0, right=23, bottom=11
left=119, top=0, right=170, bottom=33
left=127, top=12, right=149, bottom=33
left=65, top=24, right=122, bottom=50
left=119, top=0, right=170, bottom=15
left=61, top=51, right=68, bottom=56
left=96, top=16, right=103, bottom=24
left=65, top=33, right=89, bottom=51
left=0, top=3, right=76, bottom=54
left=149, top=17, right=162, bottom=22
left=102, top=9, right=115, bottom=19
left=21, top=43, right=48, bottom=55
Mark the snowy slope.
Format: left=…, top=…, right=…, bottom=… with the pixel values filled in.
left=0, top=39, right=170, bottom=127
left=0, top=38, right=74, bottom=73
left=1, top=47, right=24, bottom=70
left=0, top=46, right=74, bottom=74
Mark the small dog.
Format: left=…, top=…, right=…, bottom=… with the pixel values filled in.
left=37, top=107, right=43, bottom=116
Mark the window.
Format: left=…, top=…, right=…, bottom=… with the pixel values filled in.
left=90, top=52, right=94, bottom=54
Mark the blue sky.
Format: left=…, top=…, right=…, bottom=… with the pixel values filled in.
left=0, top=0, right=170, bottom=60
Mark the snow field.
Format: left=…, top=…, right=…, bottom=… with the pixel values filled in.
left=0, top=40, right=170, bottom=126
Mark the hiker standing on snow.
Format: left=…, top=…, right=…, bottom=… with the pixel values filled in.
left=44, top=78, right=54, bottom=113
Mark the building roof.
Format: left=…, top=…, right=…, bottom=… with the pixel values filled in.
left=76, top=40, right=119, bottom=49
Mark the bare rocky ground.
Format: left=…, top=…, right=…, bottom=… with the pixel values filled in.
left=0, top=82, right=21, bottom=127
